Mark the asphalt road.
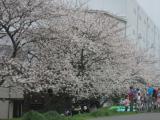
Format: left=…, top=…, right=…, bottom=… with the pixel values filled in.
left=92, top=113, right=160, bottom=120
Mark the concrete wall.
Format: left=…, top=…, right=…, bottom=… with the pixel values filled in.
left=0, top=87, right=23, bottom=99
left=126, top=0, right=160, bottom=59
left=0, top=100, right=9, bottom=119
left=0, top=87, right=9, bottom=98
left=0, top=100, right=13, bottom=119
left=0, top=87, right=23, bottom=119
left=125, top=0, right=156, bottom=47
left=88, top=0, right=127, bottom=16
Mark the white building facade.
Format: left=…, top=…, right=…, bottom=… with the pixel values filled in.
left=88, top=0, right=160, bottom=58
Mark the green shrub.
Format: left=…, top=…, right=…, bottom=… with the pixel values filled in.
left=67, top=113, right=92, bottom=120
left=44, top=111, right=65, bottom=120
left=90, top=108, right=110, bottom=117
left=22, top=111, right=46, bottom=120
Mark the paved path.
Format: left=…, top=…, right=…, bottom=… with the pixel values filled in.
left=92, top=113, right=160, bottom=120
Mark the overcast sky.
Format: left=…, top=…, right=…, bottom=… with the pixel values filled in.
left=135, top=0, right=160, bottom=28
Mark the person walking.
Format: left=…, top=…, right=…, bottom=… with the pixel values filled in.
left=156, top=88, right=160, bottom=110
left=153, top=88, right=158, bottom=110
left=147, top=84, right=154, bottom=112
left=140, top=93, right=146, bottom=111
left=137, top=93, right=142, bottom=111
left=128, top=86, right=135, bottom=112
left=123, top=95, right=130, bottom=112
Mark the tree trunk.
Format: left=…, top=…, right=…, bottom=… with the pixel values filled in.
left=11, top=46, right=18, bottom=58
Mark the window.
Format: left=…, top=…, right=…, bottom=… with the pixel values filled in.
left=144, top=20, right=146, bottom=24
left=138, top=33, right=142, bottom=39
left=133, top=8, right=136, bottom=15
left=137, top=5, right=140, bottom=10
left=133, top=29, right=135, bottom=35
left=151, top=43, right=155, bottom=48
left=139, top=14, right=142, bottom=20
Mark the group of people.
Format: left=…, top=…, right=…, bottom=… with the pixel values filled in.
left=122, top=84, right=160, bottom=112
left=64, top=104, right=89, bottom=116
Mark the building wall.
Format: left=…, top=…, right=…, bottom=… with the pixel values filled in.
left=126, top=0, right=160, bottom=58
left=0, top=100, right=13, bottom=119
left=87, top=0, right=160, bottom=59
left=0, top=87, right=23, bottom=119
left=126, top=0, right=150, bottom=47
left=0, top=87, right=9, bottom=98
left=0, top=87, right=23, bottom=99
left=87, top=0, right=127, bottom=16
left=0, top=100, right=9, bottom=119
left=87, top=9, right=127, bottom=37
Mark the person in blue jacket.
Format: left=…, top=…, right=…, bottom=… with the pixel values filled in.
left=147, top=85, right=154, bottom=96
left=147, top=84, right=154, bottom=111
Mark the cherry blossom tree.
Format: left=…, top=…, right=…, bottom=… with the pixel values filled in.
left=30, top=10, right=158, bottom=98
left=0, top=1, right=159, bottom=100
left=0, top=0, right=71, bottom=58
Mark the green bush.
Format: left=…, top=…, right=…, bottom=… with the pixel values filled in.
left=22, top=111, right=47, bottom=120
left=11, top=107, right=136, bottom=120
left=44, top=111, right=65, bottom=120
left=90, top=108, right=110, bottom=117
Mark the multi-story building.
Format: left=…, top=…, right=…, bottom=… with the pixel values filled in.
left=88, top=0, right=160, bottom=58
